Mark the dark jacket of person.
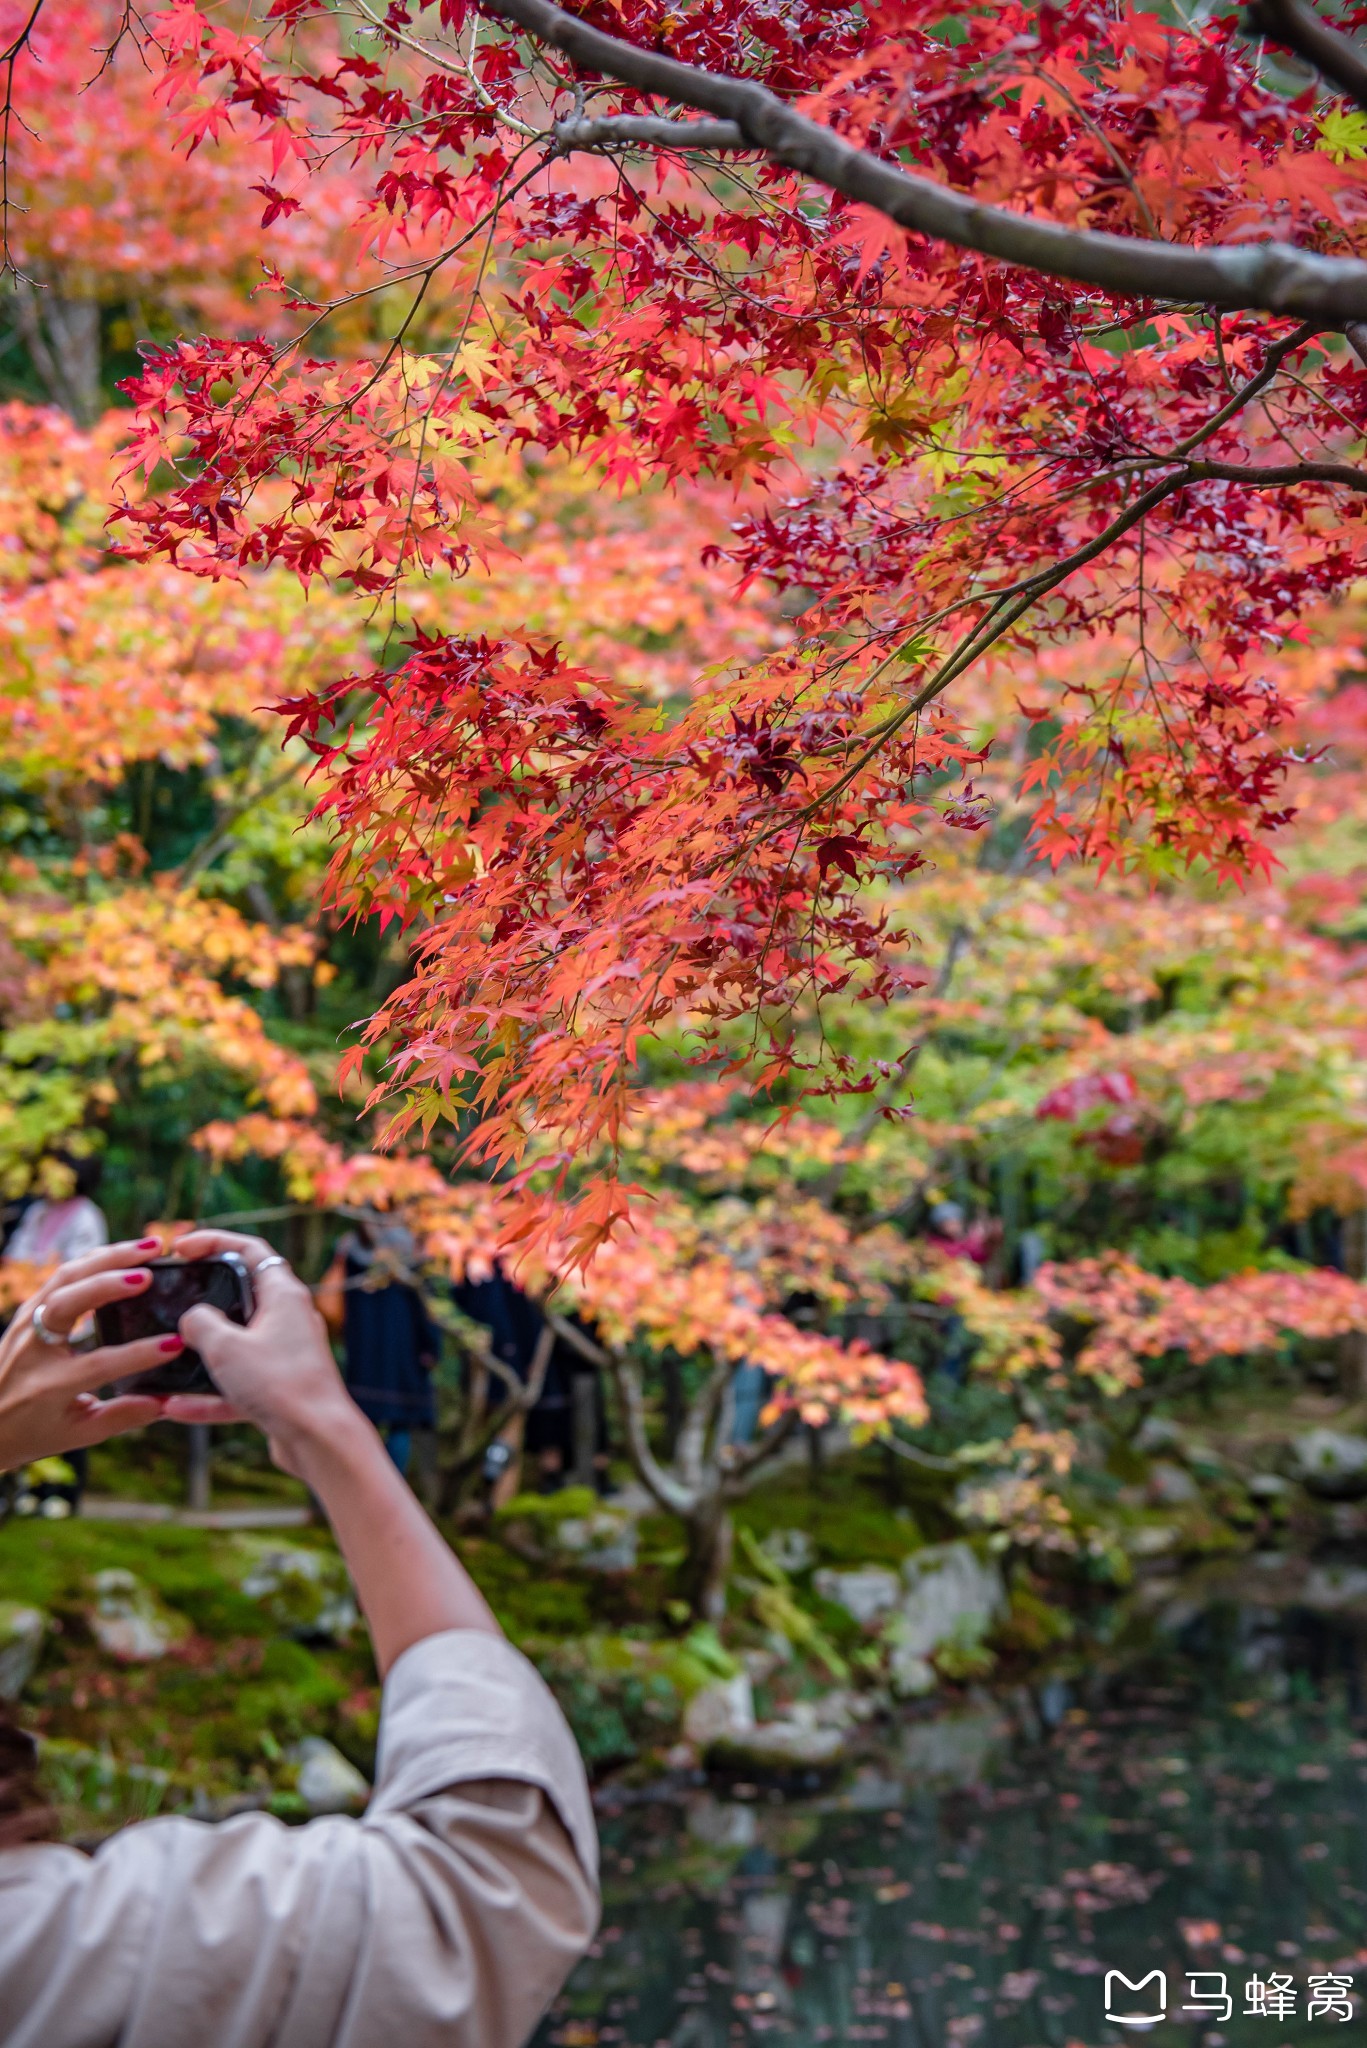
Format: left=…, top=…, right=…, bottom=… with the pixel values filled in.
left=339, top=1227, right=440, bottom=1429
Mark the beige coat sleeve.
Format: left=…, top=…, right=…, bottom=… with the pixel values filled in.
left=0, top=1631, right=599, bottom=2048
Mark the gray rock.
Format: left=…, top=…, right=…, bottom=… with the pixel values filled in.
left=810, top=1687, right=876, bottom=1731
left=882, top=1543, right=1006, bottom=1698
left=1134, top=1416, right=1185, bottom=1455
left=1294, top=1429, right=1367, bottom=1500
left=812, top=1564, right=901, bottom=1626
left=287, top=1737, right=370, bottom=1815
left=0, top=1603, right=47, bottom=1700
left=87, top=1570, right=190, bottom=1662
left=1127, top=1524, right=1179, bottom=1558
left=760, top=1529, right=814, bottom=1575
left=898, top=1542, right=1006, bottom=1656
left=548, top=1509, right=638, bottom=1573
left=683, top=1673, right=755, bottom=1746
left=885, top=1640, right=938, bottom=1698
left=1304, top=1562, right=1367, bottom=1614
left=1147, top=1460, right=1200, bottom=1506
left=708, top=1704, right=846, bottom=1775
left=236, top=1540, right=358, bottom=1641
left=1248, top=1473, right=1289, bottom=1500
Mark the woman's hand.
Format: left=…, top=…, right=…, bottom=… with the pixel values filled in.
left=164, top=1230, right=361, bottom=1476
left=0, top=1239, right=182, bottom=1473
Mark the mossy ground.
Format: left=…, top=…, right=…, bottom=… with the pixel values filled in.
left=2, top=1373, right=1343, bottom=1836
left=0, top=1517, right=376, bottom=1829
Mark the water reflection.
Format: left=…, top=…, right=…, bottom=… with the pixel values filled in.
left=539, top=1677, right=1367, bottom=2046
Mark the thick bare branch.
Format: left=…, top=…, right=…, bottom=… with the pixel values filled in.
left=720, top=1408, right=799, bottom=1485
left=554, top=113, right=743, bottom=150
left=674, top=1347, right=733, bottom=1492
left=1248, top=0, right=1367, bottom=113
left=544, top=1311, right=694, bottom=1514
left=483, top=0, right=1367, bottom=321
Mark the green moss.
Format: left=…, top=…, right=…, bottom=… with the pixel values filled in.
left=494, top=1486, right=600, bottom=1524
left=531, top=1635, right=683, bottom=1772
left=733, top=1458, right=925, bottom=1570
left=995, top=1584, right=1075, bottom=1656
left=38, top=1739, right=177, bottom=1834
left=455, top=1534, right=596, bottom=1638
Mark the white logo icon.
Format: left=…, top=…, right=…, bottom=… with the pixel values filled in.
left=1104, top=1970, right=1168, bottom=2027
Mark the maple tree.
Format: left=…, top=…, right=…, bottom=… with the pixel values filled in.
left=43, top=0, right=1365, bottom=1258
left=9, top=0, right=1367, bottom=1614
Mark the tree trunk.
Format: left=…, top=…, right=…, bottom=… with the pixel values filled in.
left=12, top=284, right=102, bottom=424
left=186, top=1425, right=212, bottom=1513
left=1342, top=1208, right=1367, bottom=1397
left=683, top=1496, right=733, bottom=1624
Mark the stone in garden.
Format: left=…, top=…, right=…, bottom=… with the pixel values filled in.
left=0, top=1603, right=47, bottom=1701
left=707, top=1701, right=847, bottom=1775
left=884, top=1641, right=937, bottom=1698
left=1134, top=1416, right=1185, bottom=1455
left=1147, top=1461, right=1200, bottom=1506
left=760, top=1529, right=814, bottom=1574
left=87, top=1570, right=190, bottom=1662
left=898, top=1543, right=1006, bottom=1652
left=236, top=1540, right=358, bottom=1641
left=683, top=1672, right=755, bottom=1746
left=547, top=1508, right=638, bottom=1573
left=810, top=1687, right=876, bottom=1731
left=1292, top=1429, right=1367, bottom=1500
left=1303, top=1561, right=1367, bottom=1614
left=812, top=1564, right=901, bottom=1625
left=287, top=1737, right=370, bottom=1815
left=883, top=1543, right=1006, bottom=1697
left=1248, top=1473, right=1289, bottom=1500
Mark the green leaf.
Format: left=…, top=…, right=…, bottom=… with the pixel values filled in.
left=1317, top=108, right=1367, bottom=163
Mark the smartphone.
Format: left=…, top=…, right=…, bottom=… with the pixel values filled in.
left=96, top=1254, right=254, bottom=1396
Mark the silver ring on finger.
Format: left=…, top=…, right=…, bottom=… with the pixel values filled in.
left=30, top=1302, right=69, bottom=1348
left=252, top=1254, right=288, bottom=1277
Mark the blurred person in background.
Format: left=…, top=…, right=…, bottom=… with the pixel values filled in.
left=4, top=1155, right=109, bottom=1268
left=2, top=1154, right=109, bottom=1515
left=328, top=1210, right=441, bottom=1491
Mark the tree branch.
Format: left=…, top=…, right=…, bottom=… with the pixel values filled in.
left=674, top=1346, right=733, bottom=1492
left=483, top=0, right=1367, bottom=321
left=0, top=0, right=45, bottom=280
left=1247, top=0, right=1367, bottom=114
left=720, top=1407, right=799, bottom=1486
left=1158, top=457, right=1367, bottom=492
left=554, top=112, right=743, bottom=150
left=544, top=1310, right=694, bottom=1514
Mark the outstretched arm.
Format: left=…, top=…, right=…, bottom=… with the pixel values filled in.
left=169, top=1229, right=498, bottom=1675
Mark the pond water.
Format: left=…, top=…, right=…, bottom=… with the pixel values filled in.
left=537, top=1610, right=1367, bottom=2048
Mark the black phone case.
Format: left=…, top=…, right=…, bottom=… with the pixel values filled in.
left=97, top=1255, right=254, bottom=1396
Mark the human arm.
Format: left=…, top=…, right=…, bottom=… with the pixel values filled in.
left=168, top=1229, right=498, bottom=1674
left=0, top=1632, right=598, bottom=2048
left=0, top=1234, right=599, bottom=2048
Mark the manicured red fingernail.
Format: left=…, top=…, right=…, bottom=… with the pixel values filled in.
left=158, top=1335, right=184, bottom=1355
left=123, top=1270, right=148, bottom=1287
left=138, top=1237, right=160, bottom=1251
